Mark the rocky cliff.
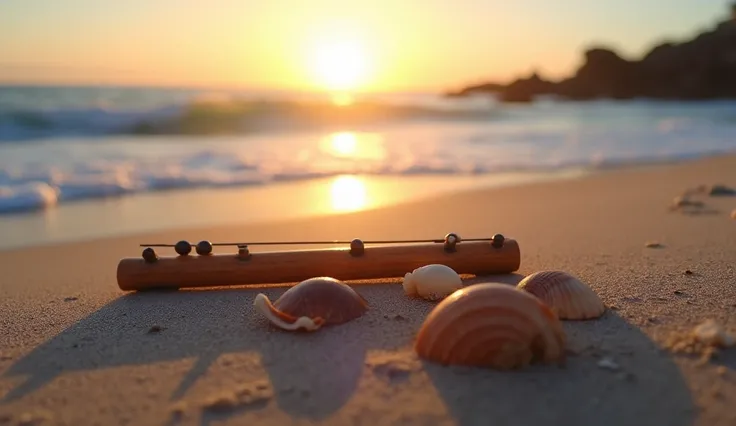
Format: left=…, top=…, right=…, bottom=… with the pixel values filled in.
left=448, top=18, right=736, bottom=102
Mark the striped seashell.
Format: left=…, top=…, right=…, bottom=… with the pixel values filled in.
left=254, top=277, right=368, bottom=331
left=403, top=264, right=463, bottom=301
left=414, top=283, right=566, bottom=369
left=517, top=271, right=605, bottom=320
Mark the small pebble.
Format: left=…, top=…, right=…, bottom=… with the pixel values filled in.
left=645, top=242, right=663, bottom=248
left=597, top=357, right=620, bottom=371
left=674, top=290, right=684, bottom=295
left=707, top=184, right=736, bottom=196
left=63, top=296, right=78, bottom=302
left=383, top=313, right=406, bottom=320
left=148, top=325, right=163, bottom=333
left=684, top=270, right=693, bottom=275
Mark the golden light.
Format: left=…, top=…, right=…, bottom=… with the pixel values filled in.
left=329, top=175, right=368, bottom=212
left=320, top=131, right=387, bottom=161
left=330, top=132, right=358, bottom=157
left=330, top=92, right=354, bottom=106
left=311, top=40, right=369, bottom=91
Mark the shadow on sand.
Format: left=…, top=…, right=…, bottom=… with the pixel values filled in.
left=422, top=310, right=697, bottom=426
left=0, top=275, right=449, bottom=423
left=1, top=275, right=696, bottom=425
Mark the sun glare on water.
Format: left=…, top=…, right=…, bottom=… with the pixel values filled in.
left=330, top=175, right=368, bottom=212
left=320, top=131, right=386, bottom=160
left=330, top=132, right=358, bottom=156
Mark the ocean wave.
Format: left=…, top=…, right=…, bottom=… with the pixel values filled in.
left=3, top=91, right=736, bottom=215
left=0, top=97, right=497, bottom=141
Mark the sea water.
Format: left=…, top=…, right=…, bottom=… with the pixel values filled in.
left=1, top=86, right=735, bottom=248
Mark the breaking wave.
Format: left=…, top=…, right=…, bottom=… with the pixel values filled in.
left=0, top=97, right=498, bottom=141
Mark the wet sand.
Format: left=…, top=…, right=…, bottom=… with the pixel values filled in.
left=1, top=155, right=735, bottom=426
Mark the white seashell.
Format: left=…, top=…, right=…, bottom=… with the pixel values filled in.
left=402, top=264, right=462, bottom=301
left=517, top=271, right=605, bottom=320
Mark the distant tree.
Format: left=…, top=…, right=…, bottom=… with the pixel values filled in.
left=732, top=1, right=736, bottom=19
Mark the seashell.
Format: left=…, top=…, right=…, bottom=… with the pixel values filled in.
left=254, top=277, right=368, bottom=331
left=517, top=271, right=605, bottom=320
left=414, top=283, right=565, bottom=369
left=402, top=264, right=462, bottom=301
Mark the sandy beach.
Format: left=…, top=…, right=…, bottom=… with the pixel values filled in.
left=1, top=154, right=735, bottom=426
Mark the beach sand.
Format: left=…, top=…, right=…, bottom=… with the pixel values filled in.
left=0, top=155, right=735, bottom=426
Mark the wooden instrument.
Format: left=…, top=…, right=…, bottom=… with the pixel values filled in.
left=116, top=233, right=520, bottom=291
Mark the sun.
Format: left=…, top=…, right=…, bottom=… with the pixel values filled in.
left=310, top=40, right=368, bottom=92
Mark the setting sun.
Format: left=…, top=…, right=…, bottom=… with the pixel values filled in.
left=310, top=40, right=369, bottom=91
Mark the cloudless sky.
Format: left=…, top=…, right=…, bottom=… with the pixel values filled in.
left=0, top=0, right=732, bottom=93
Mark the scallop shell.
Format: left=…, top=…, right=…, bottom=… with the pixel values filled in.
left=403, top=264, right=463, bottom=301
left=517, top=271, right=605, bottom=320
left=414, top=283, right=566, bottom=369
left=253, top=277, right=368, bottom=331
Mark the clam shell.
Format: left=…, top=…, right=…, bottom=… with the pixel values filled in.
left=414, top=283, right=565, bottom=369
left=403, top=264, right=462, bottom=301
left=517, top=271, right=605, bottom=320
left=254, top=277, right=368, bottom=331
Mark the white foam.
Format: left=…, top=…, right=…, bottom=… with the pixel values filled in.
left=0, top=182, right=59, bottom=213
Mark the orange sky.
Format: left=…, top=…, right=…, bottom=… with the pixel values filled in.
left=0, top=0, right=730, bottom=93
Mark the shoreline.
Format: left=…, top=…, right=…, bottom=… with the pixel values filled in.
left=4, top=149, right=736, bottom=252
left=0, top=168, right=590, bottom=251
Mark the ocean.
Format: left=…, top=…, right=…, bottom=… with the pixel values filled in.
left=2, top=85, right=736, bottom=249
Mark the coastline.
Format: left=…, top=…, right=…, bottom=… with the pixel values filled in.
left=0, top=168, right=591, bottom=251
left=3, top=148, right=736, bottom=252
left=0, top=153, right=735, bottom=425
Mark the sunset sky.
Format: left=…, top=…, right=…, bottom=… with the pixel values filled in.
left=0, top=0, right=731, bottom=93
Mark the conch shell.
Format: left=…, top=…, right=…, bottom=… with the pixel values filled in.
left=517, top=271, right=605, bottom=320
left=403, top=264, right=462, bottom=301
left=414, top=283, right=566, bottom=369
left=253, top=277, right=368, bottom=331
